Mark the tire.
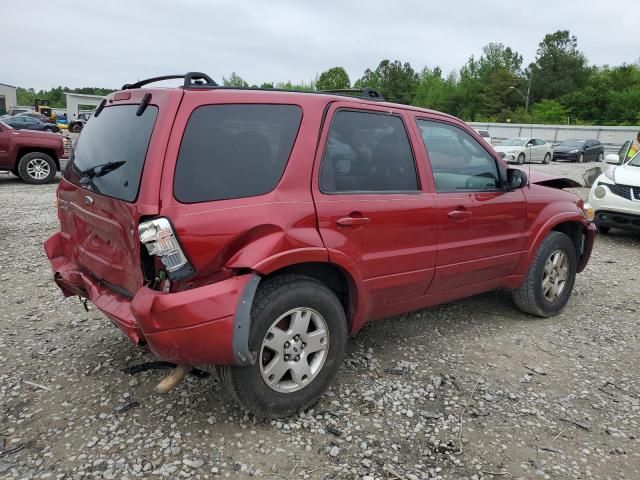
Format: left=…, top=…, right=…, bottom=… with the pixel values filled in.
left=17, top=152, right=57, bottom=184
left=517, top=153, right=526, bottom=165
left=217, top=274, right=347, bottom=418
left=597, top=152, right=603, bottom=162
left=577, top=153, right=584, bottom=163
left=597, top=225, right=610, bottom=234
left=72, top=124, right=82, bottom=133
left=543, top=153, right=551, bottom=164
left=512, top=231, right=577, bottom=318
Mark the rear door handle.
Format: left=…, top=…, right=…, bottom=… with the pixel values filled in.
left=336, top=216, right=370, bottom=226
left=448, top=209, right=472, bottom=220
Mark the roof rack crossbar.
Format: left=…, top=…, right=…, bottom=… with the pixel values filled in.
left=319, top=88, right=385, bottom=101
left=122, top=72, right=218, bottom=90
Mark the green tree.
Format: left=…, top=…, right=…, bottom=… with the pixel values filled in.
left=355, top=60, right=418, bottom=104
left=530, top=99, right=568, bottom=123
left=528, top=30, right=591, bottom=102
left=316, top=67, right=350, bottom=90
left=414, top=67, right=456, bottom=113
left=223, top=72, right=249, bottom=88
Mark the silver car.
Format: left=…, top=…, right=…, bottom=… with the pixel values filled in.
left=494, top=137, right=554, bottom=164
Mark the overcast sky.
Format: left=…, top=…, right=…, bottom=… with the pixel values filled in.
left=3, top=0, right=638, bottom=90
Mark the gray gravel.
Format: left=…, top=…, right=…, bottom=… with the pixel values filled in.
left=1, top=160, right=639, bottom=479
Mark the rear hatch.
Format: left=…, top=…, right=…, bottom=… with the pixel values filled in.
left=58, top=89, right=182, bottom=296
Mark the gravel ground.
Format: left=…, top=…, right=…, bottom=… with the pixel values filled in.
left=1, top=160, right=639, bottom=480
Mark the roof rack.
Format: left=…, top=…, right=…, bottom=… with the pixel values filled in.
left=319, top=88, right=385, bottom=101
left=120, top=72, right=386, bottom=102
left=122, top=72, right=218, bottom=90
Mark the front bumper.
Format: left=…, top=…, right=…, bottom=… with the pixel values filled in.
left=588, top=182, right=640, bottom=232
left=595, top=210, right=640, bottom=232
left=553, top=152, right=579, bottom=161
left=44, top=231, right=252, bottom=365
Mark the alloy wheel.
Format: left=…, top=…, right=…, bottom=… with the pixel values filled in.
left=259, top=307, right=329, bottom=393
left=26, top=158, right=51, bottom=181
left=542, top=250, right=569, bottom=302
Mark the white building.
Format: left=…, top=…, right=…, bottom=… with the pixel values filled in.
left=0, top=83, right=18, bottom=115
left=65, top=92, right=105, bottom=120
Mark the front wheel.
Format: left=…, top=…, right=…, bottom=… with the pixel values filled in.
left=512, top=231, right=577, bottom=317
left=72, top=124, right=82, bottom=133
left=517, top=153, right=526, bottom=165
left=597, top=152, right=603, bottom=162
left=597, top=225, right=610, bottom=234
left=577, top=153, right=585, bottom=163
left=217, top=274, right=347, bottom=418
left=543, top=153, right=551, bottom=164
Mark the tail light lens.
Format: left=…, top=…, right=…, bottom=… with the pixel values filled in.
left=138, top=218, right=194, bottom=280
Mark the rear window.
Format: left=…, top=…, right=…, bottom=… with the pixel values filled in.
left=64, top=105, right=158, bottom=202
left=174, top=104, right=302, bottom=203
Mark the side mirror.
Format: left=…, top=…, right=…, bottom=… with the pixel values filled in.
left=506, top=168, right=527, bottom=189
left=605, top=153, right=621, bottom=165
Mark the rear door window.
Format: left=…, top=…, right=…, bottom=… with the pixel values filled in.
left=64, top=105, right=158, bottom=202
left=174, top=104, right=302, bottom=203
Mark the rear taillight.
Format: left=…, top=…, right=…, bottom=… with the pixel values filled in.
left=138, top=218, right=194, bottom=280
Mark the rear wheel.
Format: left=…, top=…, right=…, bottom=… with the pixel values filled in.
left=512, top=231, right=577, bottom=317
left=17, top=152, right=57, bottom=184
left=72, top=124, right=82, bottom=133
left=578, top=153, right=585, bottom=163
left=597, top=152, right=603, bottom=162
left=517, top=153, right=526, bottom=164
left=543, top=153, right=551, bottom=164
left=217, top=274, right=347, bottom=418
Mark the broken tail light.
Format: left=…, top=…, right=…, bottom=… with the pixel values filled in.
left=138, top=218, right=195, bottom=281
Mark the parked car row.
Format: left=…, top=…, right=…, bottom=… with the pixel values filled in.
left=490, top=136, right=605, bottom=165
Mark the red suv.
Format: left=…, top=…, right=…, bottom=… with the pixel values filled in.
left=45, top=73, right=596, bottom=417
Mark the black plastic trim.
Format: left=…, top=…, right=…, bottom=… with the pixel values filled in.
left=232, top=274, right=262, bottom=365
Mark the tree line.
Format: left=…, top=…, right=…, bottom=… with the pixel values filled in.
left=17, top=30, right=640, bottom=125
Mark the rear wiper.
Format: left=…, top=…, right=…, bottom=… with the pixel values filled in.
left=81, top=160, right=126, bottom=179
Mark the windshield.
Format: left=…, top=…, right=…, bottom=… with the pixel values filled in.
left=500, top=138, right=527, bottom=146
left=63, top=104, right=158, bottom=202
left=559, top=140, right=585, bottom=147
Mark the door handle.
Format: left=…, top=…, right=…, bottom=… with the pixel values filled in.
left=448, top=209, right=472, bottom=220
left=336, top=215, right=370, bottom=226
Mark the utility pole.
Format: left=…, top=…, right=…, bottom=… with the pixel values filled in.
left=525, top=74, right=532, bottom=114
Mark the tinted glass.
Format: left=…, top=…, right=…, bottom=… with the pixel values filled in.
left=64, top=105, right=158, bottom=202
left=174, top=104, right=302, bottom=203
left=534, top=139, right=545, bottom=146
left=320, top=110, right=418, bottom=192
left=418, top=120, right=500, bottom=192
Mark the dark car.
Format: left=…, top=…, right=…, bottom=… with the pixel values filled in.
left=4, top=115, right=60, bottom=133
left=553, top=139, right=604, bottom=163
left=44, top=72, right=596, bottom=418
left=16, top=112, right=53, bottom=123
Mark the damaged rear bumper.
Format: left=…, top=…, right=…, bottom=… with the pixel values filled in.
left=44, top=232, right=255, bottom=366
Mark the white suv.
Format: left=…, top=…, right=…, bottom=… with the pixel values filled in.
left=588, top=141, right=640, bottom=234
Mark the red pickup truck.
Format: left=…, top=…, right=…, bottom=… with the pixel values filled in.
left=0, top=120, right=70, bottom=184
